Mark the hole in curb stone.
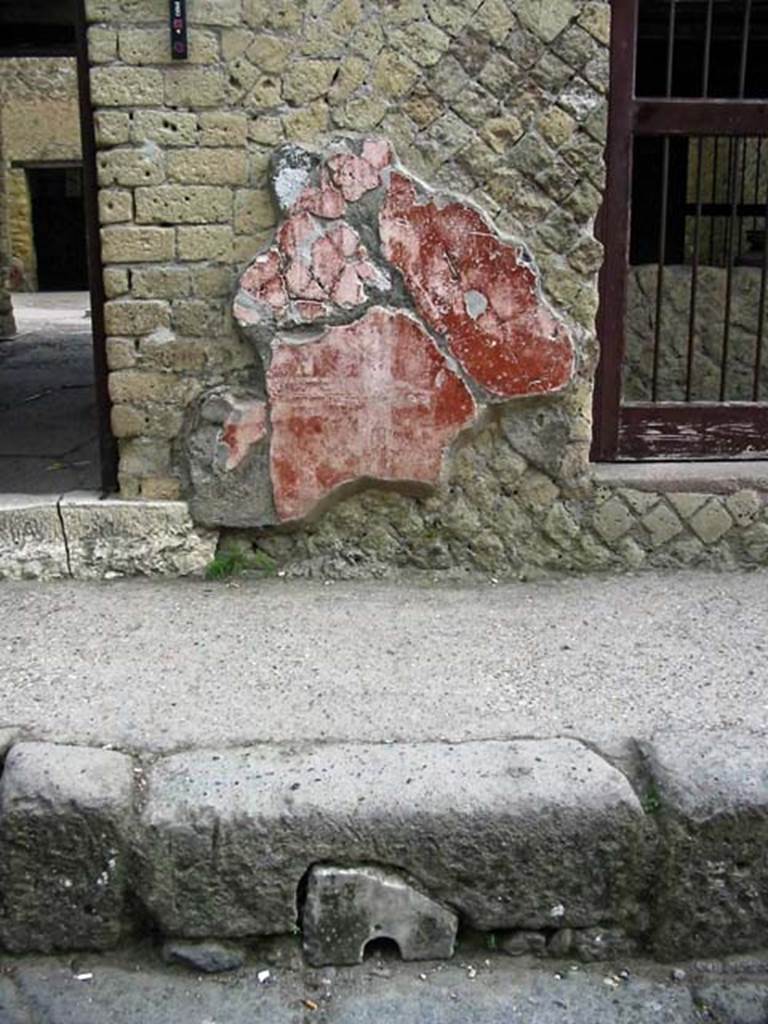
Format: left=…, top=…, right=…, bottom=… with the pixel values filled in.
left=363, top=937, right=403, bottom=962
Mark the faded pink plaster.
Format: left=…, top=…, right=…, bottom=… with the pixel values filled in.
left=267, top=307, right=476, bottom=522
left=220, top=400, right=268, bottom=471
left=379, top=172, right=574, bottom=399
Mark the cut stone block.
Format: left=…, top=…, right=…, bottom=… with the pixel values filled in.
left=0, top=495, right=69, bottom=580
left=0, top=742, right=135, bottom=952
left=136, top=739, right=648, bottom=939
left=302, top=864, right=458, bottom=966
left=643, top=731, right=768, bottom=959
left=59, top=493, right=218, bottom=577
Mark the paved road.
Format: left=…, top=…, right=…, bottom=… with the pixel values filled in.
left=0, top=292, right=100, bottom=493
left=1, top=944, right=764, bottom=1023
left=0, top=569, right=765, bottom=753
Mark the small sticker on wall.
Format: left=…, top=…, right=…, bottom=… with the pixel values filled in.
left=170, top=0, right=188, bottom=60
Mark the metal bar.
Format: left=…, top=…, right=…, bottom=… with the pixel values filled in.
left=753, top=137, right=762, bottom=232
left=710, top=137, right=719, bottom=264
left=753, top=176, right=768, bottom=401
left=720, top=136, right=742, bottom=400
left=685, top=136, right=706, bottom=401
left=738, top=0, right=752, bottom=99
left=652, top=136, right=672, bottom=402
left=591, top=0, right=639, bottom=461
left=738, top=135, right=748, bottom=261
left=665, top=0, right=677, bottom=97
left=634, top=100, right=768, bottom=136
left=702, top=0, right=714, bottom=98
left=74, top=0, right=118, bottom=493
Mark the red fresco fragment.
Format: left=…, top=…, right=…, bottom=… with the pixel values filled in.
left=379, top=173, right=574, bottom=398
left=267, top=307, right=476, bottom=522
left=327, top=152, right=383, bottom=202
left=220, top=400, right=268, bottom=471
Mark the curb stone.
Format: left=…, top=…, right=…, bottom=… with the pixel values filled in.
left=641, top=731, right=768, bottom=959
left=0, top=742, right=135, bottom=953
left=0, top=733, right=764, bottom=964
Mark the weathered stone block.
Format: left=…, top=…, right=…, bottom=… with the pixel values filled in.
left=105, top=299, right=171, bottom=335
left=58, top=494, right=217, bottom=578
left=164, top=67, right=226, bottom=107
left=689, top=500, right=734, bottom=545
left=98, top=189, right=133, bottom=225
left=94, top=110, right=132, bottom=147
left=135, top=185, right=233, bottom=224
left=0, top=496, right=68, bottom=580
left=90, top=67, right=163, bottom=106
left=101, top=225, right=175, bottom=264
left=132, top=110, right=199, bottom=148
left=0, top=742, right=135, bottom=952
left=199, top=111, right=248, bottom=147
left=132, top=266, right=192, bottom=299
left=109, top=369, right=201, bottom=405
left=88, top=25, right=117, bottom=63
left=135, top=739, right=648, bottom=938
left=167, top=148, right=248, bottom=186
left=119, top=27, right=219, bottom=65
left=98, top=146, right=165, bottom=188
left=644, top=731, right=768, bottom=959
left=302, top=865, right=458, bottom=966
left=177, top=225, right=234, bottom=262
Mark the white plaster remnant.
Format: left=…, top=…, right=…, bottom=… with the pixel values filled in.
left=464, top=289, right=488, bottom=320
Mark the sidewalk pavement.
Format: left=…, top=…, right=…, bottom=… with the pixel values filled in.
left=1, top=569, right=765, bottom=752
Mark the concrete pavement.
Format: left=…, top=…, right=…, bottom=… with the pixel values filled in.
left=0, top=570, right=765, bottom=752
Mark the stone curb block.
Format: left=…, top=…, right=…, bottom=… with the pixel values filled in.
left=1, top=734, right=767, bottom=960
left=641, top=731, right=768, bottom=960
left=0, top=497, right=69, bottom=580
left=0, top=742, right=135, bottom=953
left=135, top=739, right=649, bottom=938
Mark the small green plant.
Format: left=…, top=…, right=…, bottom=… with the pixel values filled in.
left=205, top=550, right=248, bottom=580
left=205, top=546, right=278, bottom=580
left=642, top=782, right=662, bottom=815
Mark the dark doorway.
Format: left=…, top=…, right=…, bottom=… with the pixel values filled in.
left=27, top=165, right=89, bottom=291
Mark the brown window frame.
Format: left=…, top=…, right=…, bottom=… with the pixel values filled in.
left=592, top=0, right=768, bottom=461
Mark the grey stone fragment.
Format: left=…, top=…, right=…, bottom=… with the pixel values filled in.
left=136, top=739, right=648, bottom=938
left=572, top=926, right=637, bottom=963
left=162, top=940, right=246, bottom=973
left=692, top=982, right=768, bottom=1024
left=302, top=864, right=458, bottom=966
left=183, top=389, right=276, bottom=529
left=0, top=742, right=135, bottom=952
left=499, top=929, right=547, bottom=957
left=643, top=731, right=768, bottom=958
left=0, top=728, right=19, bottom=760
left=547, top=927, right=573, bottom=957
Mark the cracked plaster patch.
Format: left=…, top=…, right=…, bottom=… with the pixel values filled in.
left=195, top=137, right=575, bottom=527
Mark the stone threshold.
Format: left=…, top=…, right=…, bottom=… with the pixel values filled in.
left=0, top=490, right=216, bottom=580
left=592, top=460, right=768, bottom=494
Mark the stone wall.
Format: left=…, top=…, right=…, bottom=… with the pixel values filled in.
left=0, top=58, right=82, bottom=291
left=84, top=0, right=768, bottom=577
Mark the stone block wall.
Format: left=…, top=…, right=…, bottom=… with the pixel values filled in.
left=0, top=58, right=82, bottom=291
left=84, top=0, right=768, bottom=577
left=0, top=117, right=15, bottom=338
left=88, top=0, right=607, bottom=495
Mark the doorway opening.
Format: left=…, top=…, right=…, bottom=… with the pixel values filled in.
left=0, top=0, right=116, bottom=495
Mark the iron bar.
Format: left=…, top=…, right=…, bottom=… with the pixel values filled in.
left=685, top=136, right=705, bottom=400
left=753, top=178, right=768, bottom=401
left=720, top=135, right=742, bottom=400
left=652, top=135, right=672, bottom=402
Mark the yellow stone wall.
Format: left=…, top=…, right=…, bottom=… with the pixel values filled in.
left=0, top=58, right=82, bottom=290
